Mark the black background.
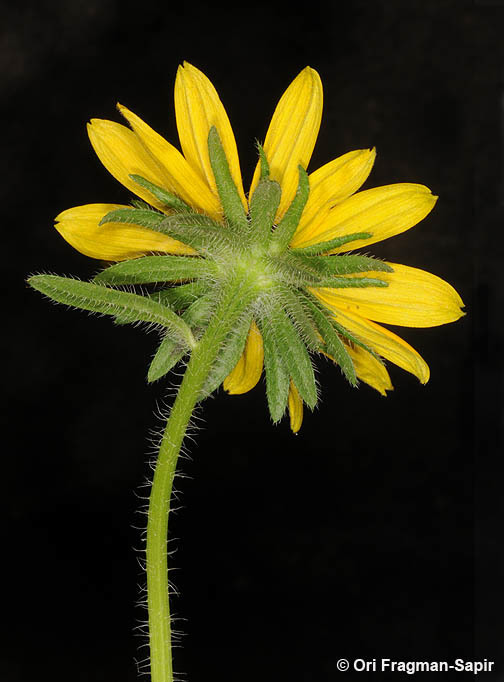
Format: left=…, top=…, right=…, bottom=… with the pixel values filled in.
left=4, top=1, right=503, bottom=680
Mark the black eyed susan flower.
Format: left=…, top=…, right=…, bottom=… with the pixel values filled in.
left=40, top=63, right=463, bottom=432
left=28, top=63, right=465, bottom=682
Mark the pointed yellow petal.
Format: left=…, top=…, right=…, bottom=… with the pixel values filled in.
left=174, top=62, right=247, bottom=211
left=87, top=119, right=169, bottom=210
left=317, top=304, right=430, bottom=383
left=346, top=344, right=393, bottom=395
left=223, top=322, right=264, bottom=394
left=295, top=148, right=376, bottom=239
left=288, top=381, right=303, bottom=433
left=291, top=183, right=437, bottom=250
left=117, top=104, right=222, bottom=220
left=225, top=352, right=246, bottom=390
left=315, top=263, right=464, bottom=327
left=250, top=66, right=323, bottom=221
left=55, top=204, right=194, bottom=261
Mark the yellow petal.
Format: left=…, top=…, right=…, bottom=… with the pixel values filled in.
left=117, top=104, right=222, bottom=220
left=288, top=381, right=303, bottom=433
left=315, top=263, right=464, bottom=327
left=174, top=62, right=247, bottom=211
left=346, top=344, right=393, bottom=395
left=291, top=183, right=437, bottom=250
left=319, top=305, right=430, bottom=383
left=55, top=204, right=194, bottom=261
left=87, top=119, right=169, bottom=211
left=250, top=66, right=323, bottom=221
left=224, top=322, right=264, bottom=394
left=295, top=148, right=376, bottom=240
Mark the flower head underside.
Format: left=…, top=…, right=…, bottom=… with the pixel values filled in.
left=51, top=62, right=464, bottom=432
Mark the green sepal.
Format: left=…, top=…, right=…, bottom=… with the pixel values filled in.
left=249, top=179, right=281, bottom=245
left=304, top=291, right=384, bottom=365
left=28, top=274, right=196, bottom=348
left=272, top=253, right=323, bottom=287
left=181, top=293, right=215, bottom=332
left=199, top=311, right=253, bottom=400
left=328, top=317, right=379, bottom=359
left=274, top=284, right=320, bottom=350
left=291, top=232, right=373, bottom=256
left=99, top=207, right=165, bottom=229
left=147, top=295, right=215, bottom=382
left=258, top=318, right=290, bottom=423
left=269, top=165, right=310, bottom=254
left=264, top=302, right=317, bottom=409
left=322, top=316, right=383, bottom=364
left=282, top=251, right=390, bottom=288
left=303, top=254, right=393, bottom=276
left=115, top=282, right=211, bottom=324
left=207, top=126, right=248, bottom=232
left=158, top=214, right=235, bottom=254
left=93, top=255, right=216, bottom=286
left=155, top=281, right=210, bottom=311
left=256, top=142, right=270, bottom=180
left=309, top=276, right=389, bottom=289
left=131, top=199, right=154, bottom=210
left=197, top=274, right=261, bottom=399
left=148, top=336, right=186, bottom=383
left=272, top=253, right=388, bottom=289
left=129, top=174, right=192, bottom=212
left=99, top=206, right=241, bottom=256
left=304, top=298, right=357, bottom=386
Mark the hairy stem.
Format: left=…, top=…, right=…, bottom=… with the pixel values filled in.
left=146, top=274, right=256, bottom=682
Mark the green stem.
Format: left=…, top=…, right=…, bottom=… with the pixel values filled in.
left=146, top=274, right=256, bottom=682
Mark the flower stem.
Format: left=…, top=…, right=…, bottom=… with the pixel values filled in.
left=146, top=274, right=256, bottom=682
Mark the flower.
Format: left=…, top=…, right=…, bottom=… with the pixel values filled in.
left=55, top=62, right=464, bottom=432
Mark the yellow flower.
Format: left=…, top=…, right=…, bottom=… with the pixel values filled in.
left=55, top=62, right=464, bottom=432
